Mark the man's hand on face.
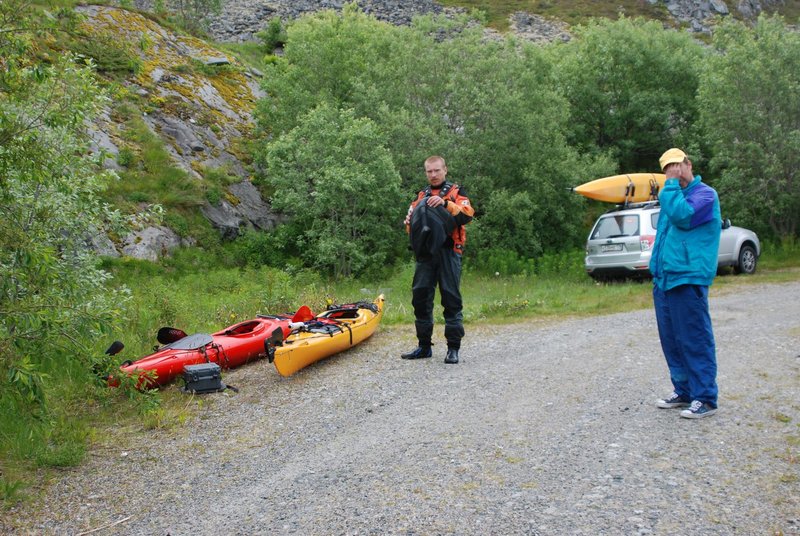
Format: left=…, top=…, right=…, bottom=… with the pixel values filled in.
left=664, top=162, right=692, bottom=188
left=664, top=162, right=681, bottom=178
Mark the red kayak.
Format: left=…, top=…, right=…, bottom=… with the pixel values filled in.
left=108, top=306, right=313, bottom=390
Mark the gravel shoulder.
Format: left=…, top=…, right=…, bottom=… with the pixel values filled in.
left=5, top=281, right=800, bottom=535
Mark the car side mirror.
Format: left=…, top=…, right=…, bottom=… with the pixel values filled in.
left=721, top=218, right=731, bottom=230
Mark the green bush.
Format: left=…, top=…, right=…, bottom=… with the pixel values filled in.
left=699, top=15, right=800, bottom=241
left=230, top=225, right=302, bottom=270
left=256, top=17, right=288, bottom=51
left=257, top=104, right=404, bottom=278
left=1, top=0, right=129, bottom=481
left=552, top=16, right=704, bottom=171
left=535, top=250, right=585, bottom=280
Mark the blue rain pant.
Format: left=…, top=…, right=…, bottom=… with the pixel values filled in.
left=653, top=284, right=718, bottom=407
left=411, top=248, right=464, bottom=350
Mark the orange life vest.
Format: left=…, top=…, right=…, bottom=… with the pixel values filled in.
left=407, top=182, right=474, bottom=254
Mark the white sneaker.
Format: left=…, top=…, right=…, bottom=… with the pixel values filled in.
left=656, top=392, right=690, bottom=409
left=680, top=400, right=718, bottom=419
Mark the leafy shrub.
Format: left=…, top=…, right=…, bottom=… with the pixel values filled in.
left=257, top=104, right=405, bottom=278
left=552, top=17, right=704, bottom=171
left=174, top=0, right=223, bottom=34
left=256, top=17, right=287, bottom=51
left=699, top=15, right=800, bottom=241
left=230, top=227, right=295, bottom=269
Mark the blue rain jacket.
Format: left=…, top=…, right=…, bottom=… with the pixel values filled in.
left=649, top=175, right=721, bottom=291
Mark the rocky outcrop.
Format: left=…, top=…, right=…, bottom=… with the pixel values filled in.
left=201, top=181, right=283, bottom=240
left=205, top=0, right=783, bottom=44
left=660, top=0, right=735, bottom=33
left=509, top=12, right=571, bottom=44
left=208, top=0, right=454, bottom=42
left=121, top=225, right=186, bottom=261
left=79, top=5, right=278, bottom=259
left=654, top=0, right=785, bottom=33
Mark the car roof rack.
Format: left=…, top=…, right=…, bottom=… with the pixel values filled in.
left=610, top=200, right=660, bottom=211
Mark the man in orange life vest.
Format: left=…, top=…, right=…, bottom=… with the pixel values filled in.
left=402, top=155, right=474, bottom=364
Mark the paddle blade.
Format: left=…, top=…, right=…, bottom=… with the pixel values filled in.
left=268, top=326, right=284, bottom=345
left=105, top=341, right=124, bottom=356
left=292, top=305, right=314, bottom=323
left=157, top=327, right=188, bottom=345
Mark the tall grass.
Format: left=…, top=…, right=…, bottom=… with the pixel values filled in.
left=104, top=243, right=800, bottom=350
left=101, top=243, right=800, bottom=354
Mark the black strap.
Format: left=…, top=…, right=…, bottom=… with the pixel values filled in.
left=422, top=181, right=456, bottom=199
left=343, top=322, right=353, bottom=346
left=326, top=301, right=379, bottom=314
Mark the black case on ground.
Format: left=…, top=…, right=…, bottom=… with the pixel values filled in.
left=182, top=362, right=226, bottom=394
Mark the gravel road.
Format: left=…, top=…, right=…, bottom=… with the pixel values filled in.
left=6, top=281, right=800, bottom=535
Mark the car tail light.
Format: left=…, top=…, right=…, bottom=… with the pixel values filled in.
left=640, top=235, right=655, bottom=251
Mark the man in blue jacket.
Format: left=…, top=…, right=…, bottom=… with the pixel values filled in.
left=650, top=148, right=721, bottom=419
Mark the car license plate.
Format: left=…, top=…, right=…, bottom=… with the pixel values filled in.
left=601, top=244, right=623, bottom=252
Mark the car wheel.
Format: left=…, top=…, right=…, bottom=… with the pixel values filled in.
left=733, top=244, right=757, bottom=275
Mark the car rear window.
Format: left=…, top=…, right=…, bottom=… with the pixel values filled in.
left=591, top=214, right=640, bottom=239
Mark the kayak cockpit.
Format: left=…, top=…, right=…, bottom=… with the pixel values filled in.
left=162, top=333, right=213, bottom=350
left=214, top=320, right=269, bottom=337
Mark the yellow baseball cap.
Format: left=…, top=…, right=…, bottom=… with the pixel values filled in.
left=659, top=148, right=688, bottom=171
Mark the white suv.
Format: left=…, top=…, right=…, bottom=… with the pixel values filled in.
left=584, top=202, right=761, bottom=281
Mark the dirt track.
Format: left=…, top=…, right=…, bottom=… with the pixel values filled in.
left=5, top=281, right=800, bottom=535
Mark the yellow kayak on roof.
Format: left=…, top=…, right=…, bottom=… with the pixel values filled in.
left=272, top=295, right=385, bottom=377
left=572, top=173, right=666, bottom=204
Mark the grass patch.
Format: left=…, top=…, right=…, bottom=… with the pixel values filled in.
left=774, top=413, right=792, bottom=424
left=217, top=41, right=272, bottom=72
left=70, top=29, right=143, bottom=74
left=100, top=245, right=800, bottom=347
left=759, top=238, right=800, bottom=271
left=104, top=105, right=206, bottom=212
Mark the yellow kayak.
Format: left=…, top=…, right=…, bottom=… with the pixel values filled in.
left=272, top=295, right=385, bottom=377
left=572, top=173, right=666, bottom=204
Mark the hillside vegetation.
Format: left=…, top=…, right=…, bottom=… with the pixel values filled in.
left=441, top=0, right=671, bottom=29
left=440, top=0, right=800, bottom=30
left=1, top=0, right=799, bottom=506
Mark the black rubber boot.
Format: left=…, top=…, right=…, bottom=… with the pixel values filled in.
left=444, top=348, right=459, bottom=364
left=401, top=346, right=432, bottom=360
